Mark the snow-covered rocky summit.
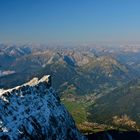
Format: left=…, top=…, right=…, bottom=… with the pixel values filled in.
left=0, top=75, right=85, bottom=140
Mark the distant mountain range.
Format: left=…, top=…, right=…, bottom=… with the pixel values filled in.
left=1, top=44, right=140, bottom=131
left=0, top=45, right=133, bottom=92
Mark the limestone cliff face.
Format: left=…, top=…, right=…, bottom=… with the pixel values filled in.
left=0, top=75, right=85, bottom=140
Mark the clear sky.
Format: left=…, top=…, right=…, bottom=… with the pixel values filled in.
left=0, top=0, right=140, bottom=44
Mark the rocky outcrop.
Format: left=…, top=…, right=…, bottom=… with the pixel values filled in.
left=0, top=75, right=85, bottom=140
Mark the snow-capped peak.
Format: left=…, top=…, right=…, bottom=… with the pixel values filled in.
left=0, top=75, right=85, bottom=140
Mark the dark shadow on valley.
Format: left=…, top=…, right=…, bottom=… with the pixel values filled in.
left=85, top=130, right=140, bottom=140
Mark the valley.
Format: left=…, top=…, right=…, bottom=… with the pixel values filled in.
left=1, top=44, right=140, bottom=133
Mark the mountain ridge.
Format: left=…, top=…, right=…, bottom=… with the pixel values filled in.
left=0, top=75, right=85, bottom=140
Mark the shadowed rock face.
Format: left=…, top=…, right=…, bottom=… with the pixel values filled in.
left=0, top=75, right=85, bottom=140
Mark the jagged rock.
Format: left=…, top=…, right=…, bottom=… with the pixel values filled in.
left=0, top=75, right=85, bottom=140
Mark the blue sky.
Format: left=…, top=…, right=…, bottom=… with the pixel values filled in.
left=0, top=0, right=140, bottom=44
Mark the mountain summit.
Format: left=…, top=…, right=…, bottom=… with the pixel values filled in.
left=0, top=75, right=85, bottom=140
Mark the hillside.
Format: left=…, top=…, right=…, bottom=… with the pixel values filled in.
left=88, top=78, right=140, bottom=130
